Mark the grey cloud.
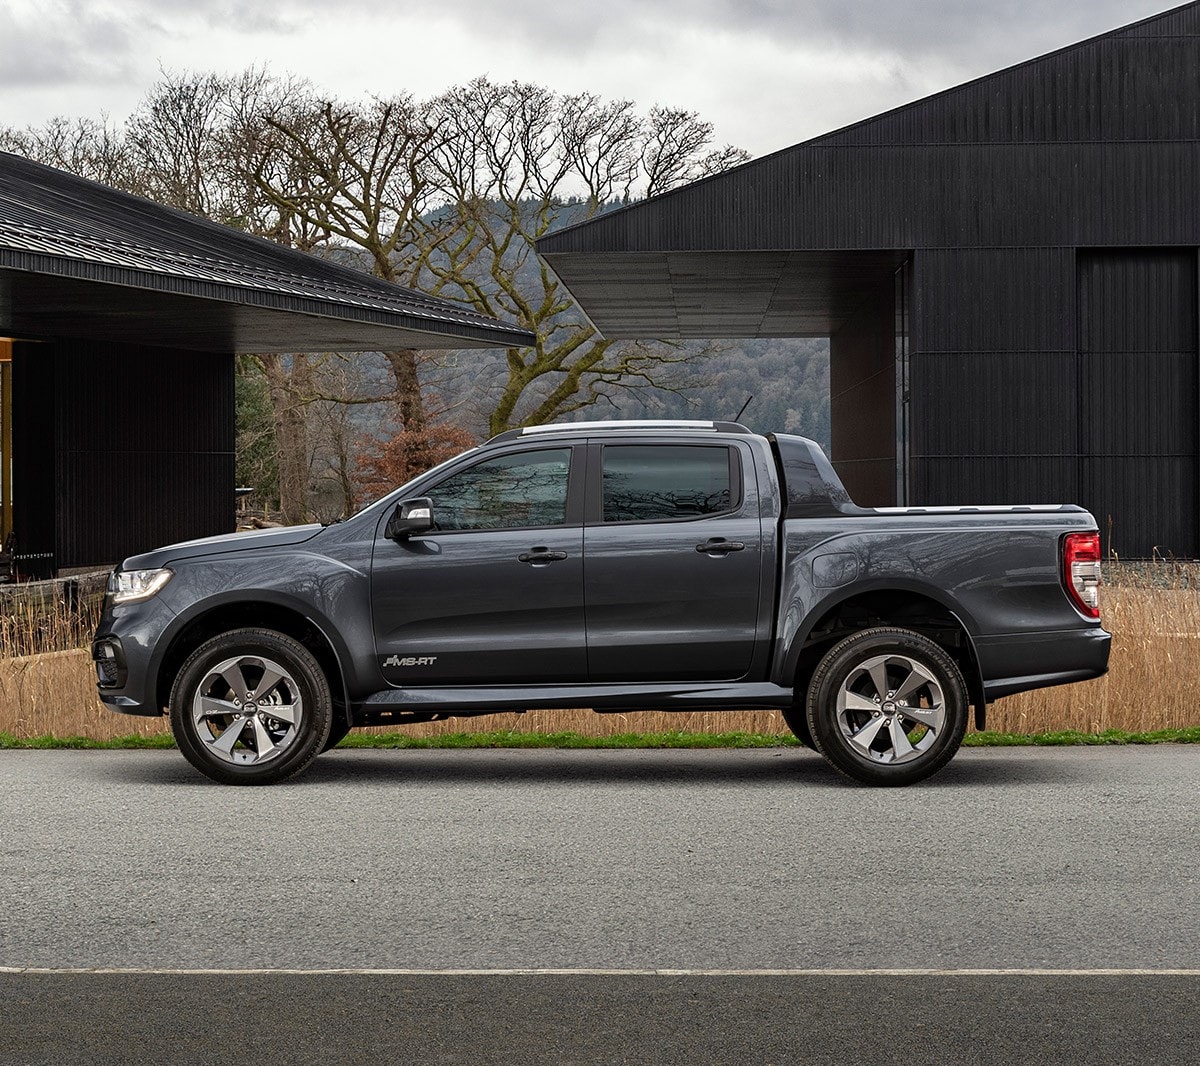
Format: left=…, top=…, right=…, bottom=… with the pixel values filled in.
left=6, top=0, right=1171, bottom=92
left=691, top=1, right=1159, bottom=54
left=0, top=38, right=85, bottom=88
left=424, top=0, right=1175, bottom=66
left=0, top=0, right=1179, bottom=130
left=0, top=0, right=309, bottom=93
left=0, top=3, right=140, bottom=89
left=133, top=0, right=312, bottom=34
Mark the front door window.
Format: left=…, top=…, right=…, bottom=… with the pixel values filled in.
left=431, top=448, right=572, bottom=531
left=371, top=445, right=585, bottom=685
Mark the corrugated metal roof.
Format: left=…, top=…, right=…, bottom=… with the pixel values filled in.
left=0, top=150, right=534, bottom=352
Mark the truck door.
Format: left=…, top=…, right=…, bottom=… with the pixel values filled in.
left=583, top=441, right=764, bottom=682
left=371, top=444, right=587, bottom=686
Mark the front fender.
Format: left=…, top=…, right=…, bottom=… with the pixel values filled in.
left=149, top=550, right=375, bottom=703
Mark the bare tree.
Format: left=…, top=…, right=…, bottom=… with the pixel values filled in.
left=306, top=354, right=393, bottom=519
left=241, top=92, right=443, bottom=434
left=415, top=78, right=749, bottom=435
left=642, top=106, right=748, bottom=198
left=123, top=71, right=232, bottom=216
left=234, top=75, right=750, bottom=439
left=0, top=115, right=131, bottom=187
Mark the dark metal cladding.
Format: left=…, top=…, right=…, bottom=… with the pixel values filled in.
left=15, top=339, right=236, bottom=570
left=1078, top=250, right=1199, bottom=558
left=535, top=1, right=1200, bottom=557
left=830, top=276, right=898, bottom=505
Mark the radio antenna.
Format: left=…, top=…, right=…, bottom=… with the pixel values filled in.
left=734, top=394, right=754, bottom=422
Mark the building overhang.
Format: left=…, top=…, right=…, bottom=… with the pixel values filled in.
left=539, top=249, right=908, bottom=339
left=0, top=150, right=535, bottom=353
left=0, top=263, right=532, bottom=353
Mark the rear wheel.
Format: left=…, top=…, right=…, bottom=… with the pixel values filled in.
left=169, top=628, right=332, bottom=785
left=806, top=627, right=968, bottom=786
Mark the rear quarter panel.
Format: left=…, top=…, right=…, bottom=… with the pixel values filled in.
left=773, top=509, right=1104, bottom=685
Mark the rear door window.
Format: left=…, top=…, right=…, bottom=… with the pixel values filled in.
left=601, top=445, right=737, bottom=523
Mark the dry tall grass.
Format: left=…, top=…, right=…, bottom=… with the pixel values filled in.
left=0, top=579, right=172, bottom=741
left=0, top=648, right=171, bottom=741
left=986, top=583, right=1200, bottom=734
left=0, top=566, right=1196, bottom=740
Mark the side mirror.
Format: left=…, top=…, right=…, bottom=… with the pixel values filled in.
left=386, top=497, right=434, bottom=540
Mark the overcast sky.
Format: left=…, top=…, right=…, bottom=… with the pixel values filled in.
left=0, top=0, right=1180, bottom=157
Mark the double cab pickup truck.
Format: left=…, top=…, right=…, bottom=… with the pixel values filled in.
left=93, top=420, right=1111, bottom=786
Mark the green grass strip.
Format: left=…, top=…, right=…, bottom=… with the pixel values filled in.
left=963, top=725, right=1200, bottom=746
left=0, top=731, right=178, bottom=750
left=1, top=725, right=1199, bottom=750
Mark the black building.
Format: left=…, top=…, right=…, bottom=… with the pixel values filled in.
left=0, top=151, right=532, bottom=577
left=538, top=2, right=1200, bottom=558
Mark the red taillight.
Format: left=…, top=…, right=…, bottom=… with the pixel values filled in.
left=1063, top=532, right=1102, bottom=619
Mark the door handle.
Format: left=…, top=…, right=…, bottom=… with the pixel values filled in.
left=519, top=548, right=569, bottom=564
left=695, top=539, right=746, bottom=555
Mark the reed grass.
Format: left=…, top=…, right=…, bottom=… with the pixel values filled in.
left=985, top=579, right=1200, bottom=734
left=0, top=579, right=173, bottom=742
left=0, top=562, right=1196, bottom=742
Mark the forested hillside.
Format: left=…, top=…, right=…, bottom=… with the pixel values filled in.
left=426, top=337, right=830, bottom=440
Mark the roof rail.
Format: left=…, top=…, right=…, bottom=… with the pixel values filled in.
left=487, top=419, right=752, bottom=444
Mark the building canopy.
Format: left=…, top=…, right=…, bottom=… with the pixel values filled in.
left=0, top=151, right=534, bottom=352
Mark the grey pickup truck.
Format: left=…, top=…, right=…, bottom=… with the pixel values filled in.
left=93, top=420, right=1110, bottom=787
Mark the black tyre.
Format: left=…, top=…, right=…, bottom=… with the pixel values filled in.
left=805, top=627, right=968, bottom=786
left=168, top=628, right=333, bottom=785
left=780, top=702, right=815, bottom=748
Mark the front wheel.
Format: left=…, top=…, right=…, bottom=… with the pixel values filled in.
left=169, top=628, right=333, bottom=785
left=805, top=627, right=968, bottom=786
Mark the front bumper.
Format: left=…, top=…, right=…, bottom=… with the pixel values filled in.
left=92, top=594, right=178, bottom=716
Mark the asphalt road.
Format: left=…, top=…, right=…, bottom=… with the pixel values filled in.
left=1, top=745, right=1198, bottom=1062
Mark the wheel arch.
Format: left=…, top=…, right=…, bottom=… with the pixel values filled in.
left=784, top=584, right=987, bottom=727
left=155, top=596, right=351, bottom=723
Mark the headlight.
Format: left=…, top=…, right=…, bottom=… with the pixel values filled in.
left=108, top=568, right=173, bottom=605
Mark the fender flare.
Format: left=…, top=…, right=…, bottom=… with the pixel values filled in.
left=150, top=589, right=357, bottom=717
left=780, top=579, right=987, bottom=722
